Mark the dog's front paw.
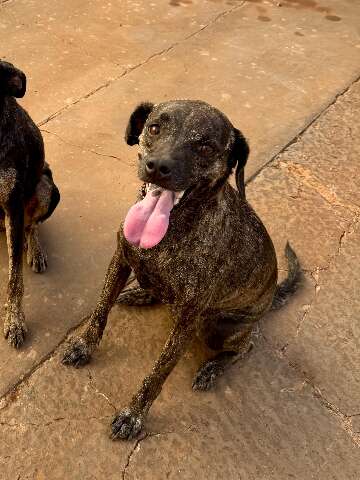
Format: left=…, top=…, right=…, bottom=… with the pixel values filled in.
left=27, top=244, right=48, bottom=273
left=4, top=310, right=27, bottom=348
left=111, top=408, right=144, bottom=440
left=192, top=360, right=225, bottom=391
left=62, top=337, right=92, bottom=367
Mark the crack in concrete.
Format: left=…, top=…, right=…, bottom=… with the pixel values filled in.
left=264, top=193, right=360, bottom=446
left=121, top=429, right=190, bottom=479
left=40, top=128, right=131, bottom=166
left=246, top=74, right=360, bottom=188
left=296, top=303, right=312, bottom=336
left=263, top=334, right=360, bottom=448
left=295, top=270, right=319, bottom=336
left=312, top=386, right=360, bottom=448
left=275, top=153, right=360, bottom=338
left=279, top=161, right=360, bottom=216
left=0, top=420, right=39, bottom=428
left=0, top=415, right=110, bottom=431
left=0, top=314, right=91, bottom=411
left=296, top=211, right=359, bottom=336
left=37, top=2, right=246, bottom=129
left=87, top=370, right=117, bottom=412
left=122, top=434, right=145, bottom=480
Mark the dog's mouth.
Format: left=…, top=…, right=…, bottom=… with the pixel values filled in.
left=123, top=183, right=186, bottom=249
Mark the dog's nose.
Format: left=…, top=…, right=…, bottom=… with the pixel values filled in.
left=145, top=159, right=172, bottom=179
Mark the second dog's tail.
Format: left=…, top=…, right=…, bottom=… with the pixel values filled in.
left=271, top=242, right=302, bottom=310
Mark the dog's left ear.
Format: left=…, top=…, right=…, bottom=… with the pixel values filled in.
left=228, top=128, right=249, bottom=199
left=0, top=61, right=27, bottom=98
left=125, top=102, right=154, bottom=146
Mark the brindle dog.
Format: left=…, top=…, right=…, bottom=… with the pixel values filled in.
left=62, top=100, right=300, bottom=439
left=0, top=60, right=60, bottom=347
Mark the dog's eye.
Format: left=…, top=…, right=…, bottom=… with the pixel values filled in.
left=197, top=145, right=213, bottom=156
left=148, top=124, right=160, bottom=135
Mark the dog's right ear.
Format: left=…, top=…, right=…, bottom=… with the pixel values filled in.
left=125, top=102, right=154, bottom=146
left=228, top=128, right=249, bottom=200
left=0, top=61, right=27, bottom=98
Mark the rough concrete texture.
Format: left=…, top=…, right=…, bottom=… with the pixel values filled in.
left=0, top=0, right=360, bottom=478
left=256, top=82, right=360, bottom=415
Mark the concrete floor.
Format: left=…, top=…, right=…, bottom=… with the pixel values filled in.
left=0, top=0, right=359, bottom=478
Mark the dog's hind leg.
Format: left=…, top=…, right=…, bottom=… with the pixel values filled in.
left=25, top=225, right=47, bottom=273
left=24, top=165, right=60, bottom=273
left=193, top=310, right=259, bottom=391
left=116, top=286, right=158, bottom=306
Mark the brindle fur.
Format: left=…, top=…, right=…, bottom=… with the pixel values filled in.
left=62, top=100, right=300, bottom=439
left=0, top=60, right=60, bottom=347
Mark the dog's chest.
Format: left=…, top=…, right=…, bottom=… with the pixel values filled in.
left=123, top=219, right=223, bottom=304
left=124, top=240, right=188, bottom=303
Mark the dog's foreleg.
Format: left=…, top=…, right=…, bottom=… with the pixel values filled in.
left=3, top=200, right=27, bottom=347
left=62, top=234, right=131, bottom=367
left=111, top=304, right=197, bottom=440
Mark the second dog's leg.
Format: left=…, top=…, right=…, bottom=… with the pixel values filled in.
left=111, top=304, right=197, bottom=440
left=62, top=237, right=131, bottom=367
left=25, top=225, right=47, bottom=273
left=24, top=167, right=60, bottom=273
left=3, top=200, right=27, bottom=348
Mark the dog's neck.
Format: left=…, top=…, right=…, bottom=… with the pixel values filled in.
left=193, top=170, right=231, bottom=200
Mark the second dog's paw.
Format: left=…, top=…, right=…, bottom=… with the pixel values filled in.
left=4, top=311, right=27, bottom=348
left=111, top=408, right=144, bottom=440
left=27, top=246, right=48, bottom=273
left=62, top=337, right=92, bottom=368
left=192, top=360, right=225, bottom=392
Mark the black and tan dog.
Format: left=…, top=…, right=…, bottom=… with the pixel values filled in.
left=63, top=100, right=300, bottom=439
left=0, top=60, right=60, bottom=347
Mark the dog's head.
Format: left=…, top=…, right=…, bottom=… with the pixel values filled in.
left=125, top=100, right=249, bottom=194
left=0, top=61, right=26, bottom=99
left=123, top=100, right=250, bottom=249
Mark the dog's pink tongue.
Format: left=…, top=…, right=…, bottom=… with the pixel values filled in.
left=124, top=188, right=175, bottom=249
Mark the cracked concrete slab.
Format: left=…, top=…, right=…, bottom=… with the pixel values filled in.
left=272, top=81, right=360, bottom=210
left=1, top=0, right=233, bottom=122
left=246, top=164, right=353, bottom=272
left=1, top=338, right=359, bottom=479
left=264, top=224, right=360, bottom=415
left=0, top=0, right=360, bottom=477
left=0, top=354, right=133, bottom=479
left=1, top=0, right=359, bottom=398
left=32, top=0, right=360, bottom=179
left=256, top=82, right=360, bottom=415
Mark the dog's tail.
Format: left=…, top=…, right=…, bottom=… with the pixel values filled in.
left=271, top=242, right=302, bottom=310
